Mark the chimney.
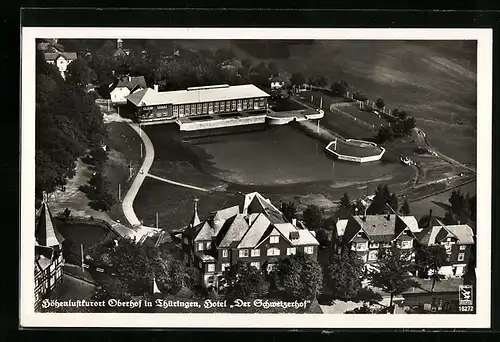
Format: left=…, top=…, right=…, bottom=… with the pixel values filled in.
left=428, top=209, right=433, bottom=228
left=154, top=84, right=159, bottom=92
left=128, top=76, right=132, bottom=82
left=457, top=220, right=461, bottom=225
left=292, top=218, right=297, bottom=226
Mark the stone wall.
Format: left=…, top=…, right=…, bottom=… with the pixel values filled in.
left=178, top=115, right=267, bottom=131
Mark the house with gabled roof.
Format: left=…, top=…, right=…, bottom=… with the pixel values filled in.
left=334, top=207, right=420, bottom=265
left=113, top=39, right=131, bottom=58
left=109, top=75, right=148, bottom=104
left=44, top=51, right=77, bottom=79
left=415, top=211, right=475, bottom=277
left=34, top=197, right=65, bottom=309
left=270, top=75, right=289, bottom=90
left=181, top=192, right=319, bottom=289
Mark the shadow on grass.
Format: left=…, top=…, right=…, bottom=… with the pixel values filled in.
left=431, top=200, right=452, bottom=212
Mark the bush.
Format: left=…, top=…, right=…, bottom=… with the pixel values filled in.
left=56, top=208, right=73, bottom=222
left=353, top=92, right=368, bottom=102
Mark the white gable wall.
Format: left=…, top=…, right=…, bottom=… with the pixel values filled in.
left=111, top=87, right=131, bottom=104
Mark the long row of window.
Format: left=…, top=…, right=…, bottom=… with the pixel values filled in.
left=173, top=97, right=267, bottom=117
left=206, top=261, right=279, bottom=273
left=352, top=240, right=413, bottom=252
left=193, top=240, right=313, bottom=257
left=238, top=246, right=314, bottom=257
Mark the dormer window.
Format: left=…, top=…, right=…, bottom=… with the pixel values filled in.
left=222, top=249, right=228, bottom=258
left=198, top=243, right=204, bottom=251
left=270, top=236, right=279, bottom=244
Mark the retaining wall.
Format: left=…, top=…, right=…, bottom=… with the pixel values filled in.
left=178, top=114, right=267, bottom=131
left=325, top=141, right=386, bottom=163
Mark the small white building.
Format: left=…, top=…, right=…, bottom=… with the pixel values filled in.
left=270, top=75, right=288, bottom=90
left=44, top=52, right=77, bottom=79
left=109, top=76, right=148, bottom=104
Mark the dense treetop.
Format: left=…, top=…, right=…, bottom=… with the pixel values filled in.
left=35, top=49, right=105, bottom=199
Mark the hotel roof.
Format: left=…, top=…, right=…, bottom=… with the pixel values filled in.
left=126, top=84, right=270, bottom=107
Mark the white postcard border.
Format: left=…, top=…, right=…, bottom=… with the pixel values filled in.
left=20, top=27, right=492, bottom=329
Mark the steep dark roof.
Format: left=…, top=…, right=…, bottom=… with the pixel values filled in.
left=417, top=221, right=475, bottom=246
left=343, top=214, right=415, bottom=243
left=110, top=76, right=147, bottom=92
left=35, top=202, right=65, bottom=247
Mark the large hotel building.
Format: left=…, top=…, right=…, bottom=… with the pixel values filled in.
left=125, top=84, right=270, bottom=124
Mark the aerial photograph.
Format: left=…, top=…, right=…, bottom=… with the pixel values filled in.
left=33, top=37, right=477, bottom=315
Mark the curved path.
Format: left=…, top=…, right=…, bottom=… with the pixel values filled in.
left=122, top=121, right=213, bottom=229
left=122, top=123, right=155, bottom=227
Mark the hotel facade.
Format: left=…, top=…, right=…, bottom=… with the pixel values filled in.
left=124, top=84, right=270, bottom=124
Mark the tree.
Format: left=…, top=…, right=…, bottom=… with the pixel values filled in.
left=443, top=209, right=458, bottom=225
left=36, top=53, right=106, bottom=198
left=469, top=195, right=477, bottom=223
left=392, top=108, right=407, bottom=121
left=281, top=201, right=298, bottom=222
left=274, top=253, right=323, bottom=300
left=327, top=250, right=365, bottom=301
left=416, top=245, right=447, bottom=293
left=448, top=189, right=470, bottom=218
left=368, top=246, right=419, bottom=310
left=267, top=62, right=279, bottom=77
left=66, top=58, right=92, bottom=87
left=316, top=75, right=329, bottom=88
left=330, top=80, right=349, bottom=97
left=290, top=72, right=305, bottom=86
left=109, top=239, right=154, bottom=294
left=222, top=261, right=268, bottom=301
left=88, top=238, right=187, bottom=301
left=367, top=185, right=393, bottom=215
left=214, top=48, right=235, bottom=63
left=402, top=117, right=417, bottom=135
left=302, top=205, right=323, bottom=230
left=315, top=228, right=331, bottom=248
left=375, top=98, right=385, bottom=110
left=375, top=125, right=395, bottom=143
left=353, top=92, right=368, bottom=102
left=387, top=193, right=398, bottom=212
left=400, top=200, right=411, bottom=216
left=336, top=192, right=353, bottom=217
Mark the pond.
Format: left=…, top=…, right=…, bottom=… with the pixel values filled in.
left=54, top=219, right=112, bottom=264
left=186, top=125, right=410, bottom=186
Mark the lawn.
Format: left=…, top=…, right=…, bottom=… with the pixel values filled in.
left=320, top=110, right=376, bottom=141
left=335, top=103, right=388, bottom=128
left=408, top=180, right=476, bottom=219
left=269, top=98, right=308, bottom=112
left=133, top=178, right=237, bottom=230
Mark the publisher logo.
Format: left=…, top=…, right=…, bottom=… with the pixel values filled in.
left=459, top=285, right=473, bottom=306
